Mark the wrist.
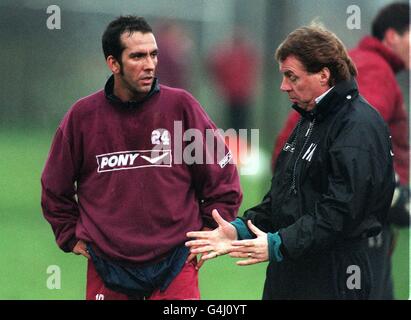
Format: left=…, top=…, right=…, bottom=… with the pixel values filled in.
left=267, top=232, right=284, bottom=262
left=230, top=218, right=253, bottom=240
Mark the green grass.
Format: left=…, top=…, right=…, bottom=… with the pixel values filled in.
left=0, top=130, right=86, bottom=299
left=0, top=131, right=408, bottom=299
left=391, top=228, right=409, bottom=299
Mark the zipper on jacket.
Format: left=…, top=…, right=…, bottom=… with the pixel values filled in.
left=290, top=119, right=316, bottom=195
left=289, top=117, right=304, bottom=152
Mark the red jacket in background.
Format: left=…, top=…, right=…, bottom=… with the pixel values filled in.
left=272, top=36, right=409, bottom=185
left=208, top=38, right=259, bottom=104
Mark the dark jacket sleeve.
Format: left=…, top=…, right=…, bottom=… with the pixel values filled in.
left=183, top=93, right=243, bottom=228
left=41, top=125, right=80, bottom=252
left=279, top=120, right=394, bottom=260
left=239, top=188, right=274, bottom=234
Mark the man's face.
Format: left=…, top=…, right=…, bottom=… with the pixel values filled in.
left=116, top=31, right=158, bottom=100
left=390, top=28, right=410, bottom=70
left=279, top=55, right=330, bottom=111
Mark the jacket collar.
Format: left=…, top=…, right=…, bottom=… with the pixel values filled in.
left=104, top=75, right=160, bottom=109
left=357, top=36, right=405, bottom=74
left=292, top=78, right=359, bottom=122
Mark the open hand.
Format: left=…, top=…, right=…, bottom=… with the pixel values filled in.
left=186, top=209, right=237, bottom=262
left=229, top=220, right=269, bottom=266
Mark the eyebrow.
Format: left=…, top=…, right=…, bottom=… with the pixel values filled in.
left=129, top=49, right=158, bottom=58
left=283, top=70, right=296, bottom=77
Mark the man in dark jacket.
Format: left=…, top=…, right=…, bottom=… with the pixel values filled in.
left=186, top=24, right=395, bottom=299
left=270, top=2, right=409, bottom=299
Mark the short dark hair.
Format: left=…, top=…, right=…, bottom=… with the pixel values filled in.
left=102, top=16, right=153, bottom=62
left=275, top=25, right=357, bottom=86
left=372, top=2, right=410, bottom=40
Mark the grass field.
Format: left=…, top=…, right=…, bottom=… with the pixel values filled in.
left=0, top=130, right=408, bottom=299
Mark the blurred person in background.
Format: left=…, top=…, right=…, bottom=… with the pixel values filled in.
left=207, top=27, right=260, bottom=131
left=154, top=20, right=193, bottom=90
left=187, top=24, right=395, bottom=299
left=41, top=15, right=242, bottom=300
left=271, top=2, right=410, bottom=299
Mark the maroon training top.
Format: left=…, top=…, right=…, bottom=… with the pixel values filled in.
left=41, top=79, right=242, bottom=264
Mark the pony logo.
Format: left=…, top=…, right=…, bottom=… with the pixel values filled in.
left=96, top=149, right=171, bottom=173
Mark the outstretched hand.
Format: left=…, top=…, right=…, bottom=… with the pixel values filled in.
left=229, top=220, right=269, bottom=266
left=185, top=209, right=238, bottom=265
left=186, top=226, right=212, bottom=270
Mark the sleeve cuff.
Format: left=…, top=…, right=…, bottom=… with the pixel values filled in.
left=230, top=218, right=253, bottom=240
left=62, top=236, right=79, bottom=253
left=267, top=232, right=284, bottom=262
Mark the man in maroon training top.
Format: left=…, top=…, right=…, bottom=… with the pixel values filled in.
left=41, top=16, right=242, bottom=300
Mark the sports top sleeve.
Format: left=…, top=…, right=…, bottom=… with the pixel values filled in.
left=41, top=114, right=80, bottom=252
left=181, top=93, right=243, bottom=228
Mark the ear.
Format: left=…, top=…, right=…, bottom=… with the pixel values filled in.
left=106, top=55, right=121, bottom=74
left=383, top=28, right=399, bottom=47
left=319, top=67, right=331, bottom=87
